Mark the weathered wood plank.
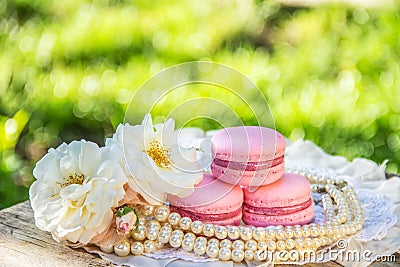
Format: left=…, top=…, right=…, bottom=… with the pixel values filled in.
left=0, top=201, right=115, bottom=267
left=0, top=201, right=398, bottom=266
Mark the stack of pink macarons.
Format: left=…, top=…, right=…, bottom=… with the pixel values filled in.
left=168, top=126, right=314, bottom=227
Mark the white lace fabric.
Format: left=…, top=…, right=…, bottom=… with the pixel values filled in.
left=84, top=134, right=400, bottom=267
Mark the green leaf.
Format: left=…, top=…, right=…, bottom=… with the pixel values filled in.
left=116, top=206, right=134, bottom=217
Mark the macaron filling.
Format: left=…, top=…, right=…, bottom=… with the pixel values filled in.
left=243, top=198, right=313, bottom=216
left=213, top=155, right=284, bottom=171
left=169, top=206, right=242, bottom=222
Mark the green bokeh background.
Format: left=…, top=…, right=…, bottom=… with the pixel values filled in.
left=1, top=0, right=399, bottom=209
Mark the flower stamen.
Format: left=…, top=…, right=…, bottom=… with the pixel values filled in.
left=58, top=173, right=86, bottom=188
left=145, top=140, right=171, bottom=169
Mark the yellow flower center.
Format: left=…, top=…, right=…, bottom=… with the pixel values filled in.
left=58, top=173, right=86, bottom=188
left=145, top=140, right=171, bottom=169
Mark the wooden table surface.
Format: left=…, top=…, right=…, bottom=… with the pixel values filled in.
left=0, top=201, right=398, bottom=267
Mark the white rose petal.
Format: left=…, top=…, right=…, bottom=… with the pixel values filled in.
left=106, top=114, right=203, bottom=205
left=29, top=140, right=127, bottom=245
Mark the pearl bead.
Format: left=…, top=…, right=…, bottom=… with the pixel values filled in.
left=154, top=206, right=170, bottom=222
left=312, top=238, right=321, bottom=250
left=157, top=230, right=171, bottom=243
left=253, top=227, right=266, bottom=241
left=219, top=247, right=231, bottom=261
left=295, top=239, right=304, bottom=249
left=293, top=226, right=303, bottom=238
left=320, top=237, right=327, bottom=246
left=276, top=240, right=285, bottom=251
left=144, top=240, right=156, bottom=253
left=265, top=228, right=276, bottom=240
left=220, top=239, right=232, bottom=249
left=215, top=225, right=228, bottom=239
left=160, top=225, right=172, bottom=233
left=131, top=241, right=144, bottom=256
left=326, top=226, right=334, bottom=237
left=276, top=229, right=285, bottom=240
left=181, top=239, right=194, bottom=251
left=132, top=225, right=147, bottom=241
left=267, top=240, right=276, bottom=251
left=194, top=242, right=206, bottom=256
left=179, top=217, right=192, bottom=230
left=232, top=240, right=244, bottom=250
left=344, top=225, right=351, bottom=235
left=245, top=240, right=257, bottom=252
left=254, top=250, right=267, bottom=261
left=311, top=184, right=319, bottom=192
left=284, top=226, right=294, bottom=239
left=333, top=225, right=340, bottom=236
left=206, top=245, right=219, bottom=258
left=138, top=217, right=146, bottom=226
left=232, top=249, right=245, bottom=262
left=169, top=234, right=183, bottom=248
left=147, top=220, right=161, bottom=230
left=147, top=228, right=159, bottom=240
left=207, top=238, right=219, bottom=247
left=142, top=205, right=154, bottom=216
left=240, top=227, right=253, bottom=241
left=155, top=241, right=164, bottom=250
left=227, top=226, right=240, bottom=239
left=114, top=241, right=130, bottom=257
left=195, top=236, right=207, bottom=244
left=310, top=226, right=319, bottom=237
left=318, top=225, right=327, bottom=236
left=257, top=241, right=268, bottom=251
left=168, top=212, right=181, bottom=226
left=244, top=250, right=254, bottom=261
left=339, top=225, right=347, bottom=235
left=203, top=223, right=215, bottom=237
left=99, top=244, right=114, bottom=253
left=304, top=238, right=313, bottom=249
left=172, top=229, right=184, bottom=238
left=184, top=232, right=196, bottom=240
left=301, top=225, right=311, bottom=237
left=190, top=221, right=203, bottom=234
left=286, top=239, right=295, bottom=250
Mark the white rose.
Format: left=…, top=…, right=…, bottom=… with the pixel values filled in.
left=107, top=114, right=203, bottom=205
left=29, top=140, right=127, bottom=244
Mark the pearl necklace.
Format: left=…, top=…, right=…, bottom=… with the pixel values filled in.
left=100, top=170, right=364, bottom=263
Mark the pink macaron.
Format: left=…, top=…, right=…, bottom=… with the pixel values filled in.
left=242, top=173, right=314, bottom=226
left=167, top=173, right=243, bottom=226
left=211, top=126, right=285, bottom=187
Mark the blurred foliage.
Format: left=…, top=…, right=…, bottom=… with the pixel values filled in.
left=1, top=0, right=399, bottom=209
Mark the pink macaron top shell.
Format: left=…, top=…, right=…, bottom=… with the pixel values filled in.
left=243, top=173, right=311, bottom=208
left=167, top=173, right=243, bottom=214
left=211, top=126, right=286, bottom=162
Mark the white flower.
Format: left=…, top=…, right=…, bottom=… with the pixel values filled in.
left=29, top=140, right=127, bottom=244
left=105, top=124, right=129, bottom=174
left=108, top=114, right=203, bottom=205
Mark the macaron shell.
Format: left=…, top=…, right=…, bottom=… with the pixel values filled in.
left=211, top=161, right=284, bottom=186
left=167, top=173, right=243, bottom=213
left=200, top=214, right=242, bottom=226
left=211, top=126, right=286, bottom=162
left=242, top=202, right=314, bottom=226
left=170, top=206, right=242, bottom=226
left=243, top=173, right=311, bottom=208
